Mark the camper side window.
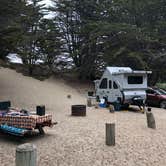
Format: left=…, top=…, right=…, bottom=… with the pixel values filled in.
left=109, top=80, right=112, bottom=89
left=128, top=76, right=143, bottom=84
left=99, top=78, right=107, bottom=89
left=113, top=81, right=118, bottom=89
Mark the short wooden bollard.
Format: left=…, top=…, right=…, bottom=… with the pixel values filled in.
left=146, top=111, right=156, bottom=129
left=106, top=123, right=115, bottom=146
left=109, top=105, right=115, bottom=113
left=16, top=143, right=37, bottom=166
left=87, top=98, right=92, bottom=107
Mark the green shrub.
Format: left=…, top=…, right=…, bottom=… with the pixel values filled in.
left=156, top=83, right=166, bottom=90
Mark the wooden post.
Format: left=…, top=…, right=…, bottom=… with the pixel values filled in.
left=16, top=143, right=37, bottom=166
left=38, top=125, right=45, bottom=135
left=87, top=98, right=92, bottom=107
left=146, top=109, right=156, bottom=129
left=106, top=123, right=115, bottom=146
left=109, top=105, right=115, bottom=113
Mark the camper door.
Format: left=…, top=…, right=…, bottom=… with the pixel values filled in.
left=108, top=80, right=121, bottom=102
left=98, top=78, right=109, bottom=99
left=98, top=78, right=122, bottom=102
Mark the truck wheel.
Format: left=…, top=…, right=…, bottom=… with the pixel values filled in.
left=160, top=101, right=166, bottom=109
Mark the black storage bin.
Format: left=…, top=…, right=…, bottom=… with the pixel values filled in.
left=71, top=105, right=86, bottom=116
left=0, top=101, right=11, bottom=110
left=36, top=105, right=45, bottom=116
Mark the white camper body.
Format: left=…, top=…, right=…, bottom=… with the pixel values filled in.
left=95, top=67, right=151, bottom=106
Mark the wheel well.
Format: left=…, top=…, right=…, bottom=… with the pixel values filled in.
left=160, top=100, right=166, bottom=104
left=159, top=100, right=166, bottom=108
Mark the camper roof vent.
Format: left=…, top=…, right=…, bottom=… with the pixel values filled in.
left=107, top=67, right=132, bottom=74
left=106, top=67, right=152, bottom=75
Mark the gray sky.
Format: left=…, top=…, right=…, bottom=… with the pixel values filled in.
left=41, top=0, right=54, bottom=18
left=42, top=0, right=52, bottom=6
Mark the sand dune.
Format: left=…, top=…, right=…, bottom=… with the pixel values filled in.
left=0, top=67, right=166, bottom=166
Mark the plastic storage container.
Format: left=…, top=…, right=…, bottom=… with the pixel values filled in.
left=36, top=105, right=45, bottom=116
left=99, top=99, right=106, bottom=108
left=0, top=101, right=11, bottom=110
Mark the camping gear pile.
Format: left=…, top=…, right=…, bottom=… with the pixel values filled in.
left=0, top=101, right=54, bottom=136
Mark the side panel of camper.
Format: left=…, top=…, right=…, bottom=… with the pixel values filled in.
left=123, top=74, right=147, bottom=90
left=122, top=74, right=147, bottom=104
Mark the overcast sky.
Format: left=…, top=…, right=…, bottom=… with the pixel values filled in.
left=42, top=0, right=52, bottom=6
left=41, top=0, right=54, bottom=18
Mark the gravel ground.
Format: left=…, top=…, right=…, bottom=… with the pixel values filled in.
left=0, top=67, right=166, bottom=166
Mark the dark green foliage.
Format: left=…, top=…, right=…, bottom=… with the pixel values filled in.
left=0, top=0, right=26, bottom=59
left=17, top=0, right=45, bottom=74
left=0, top=0, right=166, bottom=83
left=38, top=19, right=62, bottom=68
left=52, top=0, right=107, bottom=79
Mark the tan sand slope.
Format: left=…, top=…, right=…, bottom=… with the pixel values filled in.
left=0, top=67, right=166, bottom=166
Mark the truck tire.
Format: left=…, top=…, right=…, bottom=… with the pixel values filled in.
left=160, top=101, right=166, bottom=109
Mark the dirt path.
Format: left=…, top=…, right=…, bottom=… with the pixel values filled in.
left=0, top=67, right=166, bottom=166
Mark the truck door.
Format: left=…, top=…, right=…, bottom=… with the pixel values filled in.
left=146, top=89, right=160, bottom=106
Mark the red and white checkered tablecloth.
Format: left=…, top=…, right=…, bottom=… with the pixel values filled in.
left=0, top=114, right=52, bottom=129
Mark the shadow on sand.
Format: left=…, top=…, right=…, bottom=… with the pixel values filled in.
left=0, top=131, right=53, bottom=145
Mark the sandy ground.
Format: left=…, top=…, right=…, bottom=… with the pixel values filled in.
left=0, top=67, right=166, bottom=166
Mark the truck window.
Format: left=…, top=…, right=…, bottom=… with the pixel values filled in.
left=113, top=81, right=118, bottom=89
left=146, top=89, right=155, bottom=94
left=128, top=76, right=143, bottom=84
left=109, top=80, right=112, bottom=89
left=99, top=78, right=107, bottom=89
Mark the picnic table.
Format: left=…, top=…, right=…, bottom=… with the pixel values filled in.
left=0, top=106, right=57, bottom=136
